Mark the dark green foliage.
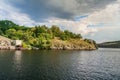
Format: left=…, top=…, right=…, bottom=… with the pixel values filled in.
left=50, top=25, right=63, bottom=37
left=98, top=41, right=120, bottom=48
left=0, top=20, right=82, bottom=49
left=59, top=30, right=82, bottom=40
left=0, top=20, right=17, bottom=31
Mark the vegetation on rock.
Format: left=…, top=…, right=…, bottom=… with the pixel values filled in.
left=0, top=20, right=97, bottom=50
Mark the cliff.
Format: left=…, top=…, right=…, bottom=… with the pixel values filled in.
left=50, top=38, right=98, bottom=50
left=0, top=35, right=98, bottom=50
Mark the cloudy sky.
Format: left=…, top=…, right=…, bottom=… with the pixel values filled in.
left=0, top=0, right=120, bottom=43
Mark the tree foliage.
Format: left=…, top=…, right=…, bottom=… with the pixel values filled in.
left=0, top=20, right=82, bottom=49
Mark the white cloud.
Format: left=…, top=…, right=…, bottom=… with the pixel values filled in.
left=86, top=0, right=120, bottom=25
left=48, top=18, right=97, bottom=35
left=85, top=26, right=120, bottom=43
left=0, top=0, right=120, bottom=42
left=0, top=0, right=98, bottom=36
left=0, top=0, right=36, bottom=26
left=47, top=0, right=120, bottom=41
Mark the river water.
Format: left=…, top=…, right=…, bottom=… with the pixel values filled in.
left=0, top=48, right=120, bottom=80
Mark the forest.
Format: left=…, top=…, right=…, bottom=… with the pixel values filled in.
left=0, top=20, right=84, bottom=49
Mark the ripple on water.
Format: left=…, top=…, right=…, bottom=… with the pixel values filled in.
left=0, top=49, right=120, bottom=80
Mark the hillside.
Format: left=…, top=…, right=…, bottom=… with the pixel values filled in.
left=51, top=38, right=97, bottom=50
left=0, top=20, right=98, bottom=50
left=98, top=41, right=120, bottom=48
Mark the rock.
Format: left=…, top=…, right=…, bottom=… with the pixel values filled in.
left=50, top=38, right=98, bottom=50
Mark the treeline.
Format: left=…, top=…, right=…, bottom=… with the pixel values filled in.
left=98, top=41, right=120, bottom=48
left=0, top=20, right=82, bottom=49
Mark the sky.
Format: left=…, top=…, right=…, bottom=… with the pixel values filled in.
left=0, top=0, right=120, bottom=43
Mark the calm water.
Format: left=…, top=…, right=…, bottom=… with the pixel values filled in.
left=0, top=48, right=120, bottom=80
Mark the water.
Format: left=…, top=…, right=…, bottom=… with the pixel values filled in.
left=0, top=48, right=120, bottom=80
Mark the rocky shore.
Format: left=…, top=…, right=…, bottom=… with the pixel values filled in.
left=0, top=36, right=98, bottom=50
left=50, top=38, right=98, bottom=50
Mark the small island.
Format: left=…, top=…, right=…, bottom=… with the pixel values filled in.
left=0, top=20, right=98, bottom=50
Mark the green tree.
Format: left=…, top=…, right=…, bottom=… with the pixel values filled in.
left=50, top=25, right=63, bottom=37
left=5, top=29, right=18, bottom=39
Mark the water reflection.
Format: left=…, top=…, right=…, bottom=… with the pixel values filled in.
left=0, top=49, right=120, bottom=80
left=13, top=50, right=22, bottom=71
left=14, top=50, right=22, bottom=64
